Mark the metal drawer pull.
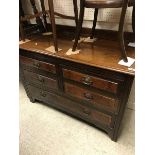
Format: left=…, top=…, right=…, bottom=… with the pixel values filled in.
left=83, top=92, right=93, bottom=101
left=33, top=61, right=40, bottom=68
left=38, top=76, right=44, bottom=83
left=40, top=91, right=46, bottom=97
left=83, top=108, right=91, bottom=116
left=81, top=76, right=93, bottom=86
left=50, top=70, right=56, bottom=74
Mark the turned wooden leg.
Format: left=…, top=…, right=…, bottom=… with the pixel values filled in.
left=72, top=0, right=85, bottom=51
left=118, top=0, right=129, bottom=62
left=48, top=0, right=58, bottom=52
left=90, top=8, right=98, bottom=39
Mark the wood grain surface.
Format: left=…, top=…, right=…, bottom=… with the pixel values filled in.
left=19, top=35, right=135, bottom=75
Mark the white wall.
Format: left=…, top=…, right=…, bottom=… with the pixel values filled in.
left=21, top=0, right=133, bottom=32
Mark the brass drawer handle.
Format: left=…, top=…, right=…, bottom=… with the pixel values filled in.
left=81, top=76, right=93, bottom=86
left=40, top=91, right=46, bottom=97
left=38, top=76, right=44, bottom=83
left=83, top=92, right=93, bottom=101
left=83, top=108, right=91, bottom=116
left=33, top=61, right=40, bottom=68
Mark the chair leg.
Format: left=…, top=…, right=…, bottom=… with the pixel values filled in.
left=73, top=0, right=78, bottom=27
left=40, top=0, right=49, bottom=32
left=72, top=0, right=85, bottom=51
left=19, top=21, right=25, bottom=41
left=90, top=8, right=98, bottom=39
left=48, top=0, right=58, bottom=52
left=132, top=5, right=135, bottom=41
left=118, top=0, right=129, bottom=62
left=30, top=0, right=46, bottom=33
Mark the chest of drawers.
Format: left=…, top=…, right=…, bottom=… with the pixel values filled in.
left=19, top=37, right=134, bottom=141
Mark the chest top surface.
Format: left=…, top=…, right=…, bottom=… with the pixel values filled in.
left=19, top=35, right=135, bottom=76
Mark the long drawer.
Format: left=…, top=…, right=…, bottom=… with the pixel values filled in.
left=63, top=68, right=119, bottom=94
left=28, top=85, right=113, bottom=127
left=64, top=82, right=119, bottom=113
left=20, top=56, right=56, bottom=74
left=23, top=70, right=58, bottom=90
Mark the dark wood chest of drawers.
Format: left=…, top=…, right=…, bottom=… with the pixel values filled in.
left=19, top=37, right=134, bottom=141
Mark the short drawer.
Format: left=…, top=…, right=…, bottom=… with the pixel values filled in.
left=20, top=56, right=56, bottom=74
left=23, top=70, right=58, bottom=90
left=65, top=82, right=119, bottom=113
left=28, top=85, right=113, bottom=127
left=63, top=69, right=118, bottom=94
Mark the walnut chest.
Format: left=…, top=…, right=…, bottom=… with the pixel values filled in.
left=19, top=36, right=135, bottom=141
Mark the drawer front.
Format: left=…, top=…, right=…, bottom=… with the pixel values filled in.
left=23, top=70, right=58, bottom=90
left=65, top=82, right=118, bottom=113
left=28, top=85, right=112, bottom=127
left=63, top=69, right=118, bottom=94
left=20, top=56, right=56, bottom=74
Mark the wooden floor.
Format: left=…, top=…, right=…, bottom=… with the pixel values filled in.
left=19, top=34, right=135, bottom=75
